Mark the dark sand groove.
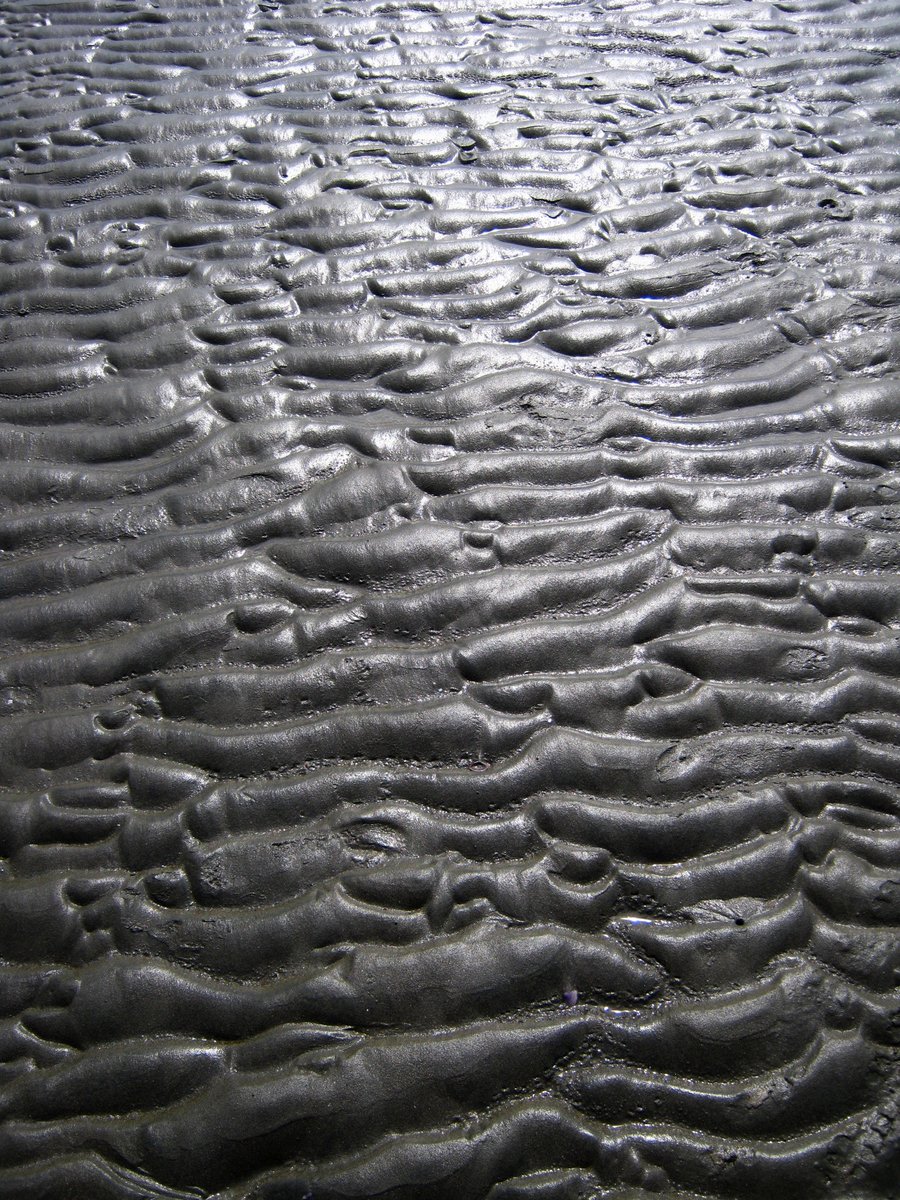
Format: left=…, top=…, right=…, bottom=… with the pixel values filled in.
left=0, top=0, right=899, bottom=1196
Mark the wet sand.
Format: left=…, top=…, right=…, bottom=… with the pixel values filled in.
left=0, top=0, right=898, bottom=1196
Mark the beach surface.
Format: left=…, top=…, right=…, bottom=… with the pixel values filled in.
left=0, top=1, right=898, bottom=1196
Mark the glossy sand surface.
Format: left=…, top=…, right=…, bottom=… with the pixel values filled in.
left=0, top=0, right=898, bottom=1196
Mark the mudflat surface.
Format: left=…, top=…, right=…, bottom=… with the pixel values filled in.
left=0, top=1, right=899, bottom=1197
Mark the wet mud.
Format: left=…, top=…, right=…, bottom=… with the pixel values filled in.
left=0, top=0, right=899, bottom=1196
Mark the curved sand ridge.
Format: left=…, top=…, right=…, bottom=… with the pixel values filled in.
left=0, top=0, right=899, bottom=1196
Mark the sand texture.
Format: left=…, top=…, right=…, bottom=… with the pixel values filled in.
left=0, top=0, right=898, bottom=1196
